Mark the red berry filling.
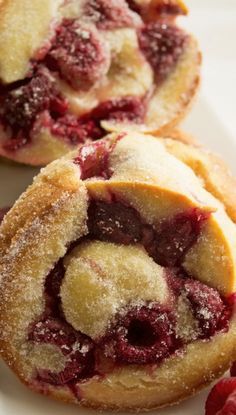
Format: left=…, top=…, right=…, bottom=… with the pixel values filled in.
left=88, top=201, right=142, bottom=244
left=103, top=304, right=178, bottom=364
left=88, top=202, right=209, bottom=267
left=147, top=209, right=210, bottom=267
left=184, top=280, right=230, bottom=339
left=1, top=69, right=68, bottom=151
left=83, top=0, right=138, bottom=30
left=138, top=22, right=187, bottom=82
left=29, top=317, right=95, bottom=385
left=50, top=96, right=145, bottom=145
left=89, top=96, right=146, bottom=124
left=47, top=19, right=110, bottom=91
left=205, top=378, right=236, bottom=415
left=74, top=141, right=111, bottom=180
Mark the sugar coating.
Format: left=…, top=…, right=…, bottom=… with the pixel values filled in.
left=61, top=241, right=168, bottom=338
left=0, top=130, right=236, bottom=410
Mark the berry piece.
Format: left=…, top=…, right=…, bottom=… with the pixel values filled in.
left=138, top=22, right=187, bottom=82
left=50, top=114, right=104, bottom=145
left=29, top=317, right=95, bottom=385
left=148, top=209, right=209, bottom=267
left=90, top=96, right=146, bottom=124
left=88, top=201, right=142, bottom=244
left=2, top=69, right=67, bottom=151
left=205, top=378, right=236, bottom=415
left=48, top=20, right=110, bottom=90
left=84, top=0, right=139, bottom=29
left=3, top=71, right=53, bottom=132
left=74, top=141, right=111, bottom=180
left=184, top=280, right=230, bottom=339
left=104, top=304, right=177, bottom=364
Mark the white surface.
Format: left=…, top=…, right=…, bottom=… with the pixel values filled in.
left=0, top=94, right=233, bottom=415
left=183, top=0, right=236, bottom=139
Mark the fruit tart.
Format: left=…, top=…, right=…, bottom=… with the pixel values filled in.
left=0, top=0, right=200, bottom=165
left=0, top=131, right=235, bottom=411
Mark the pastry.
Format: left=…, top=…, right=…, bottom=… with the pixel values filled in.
left=0, top=131, right=235, bottom=411
left=0, top=0, right=200, bottom=165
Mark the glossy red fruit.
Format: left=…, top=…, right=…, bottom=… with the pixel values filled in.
left=84, top=0, right=139, bottom=29
left=104, top=304, right=177, bottom=364
left=205, top=378, right=236, bottom=415
left=184, top=279, right=229, bottom=339
left=48, top=20, right=110, bottom=90
left=138, top=22, right=187, bottom=82
left=88, top=201, right=142, bottom=244
left=29, top=317, right=95, bottom=385
left=74, top=141, right=111, bottom=180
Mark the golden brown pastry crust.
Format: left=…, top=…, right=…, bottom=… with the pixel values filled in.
left=0, top=131, right=235, bottom=411
left=0, top=0, right=200, bottom=165
left=162, top=137, right=236, bottom=223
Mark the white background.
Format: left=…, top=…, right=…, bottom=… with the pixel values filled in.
left=184, top=0, right=236, bottom=139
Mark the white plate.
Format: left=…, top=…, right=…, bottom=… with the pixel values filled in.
left=0, top=94, right=234, bottom=414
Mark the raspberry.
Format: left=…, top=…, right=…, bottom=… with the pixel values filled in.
left=29, top=317, right=95, bottom=385
left=148, top=209, right=209, bottom=267
left=3, top=70, right=53, bottom=131
left=88, top=201, right=142, bottom=245
left=2, top=69, right=67, bottom=151
left=138, top=22, right=187, bottom=82
left=50, top=114, right=104, bottom=145
left=74, top=140, right=111, bottom=180
left=48, top=20, right=110, bottom=90
left=90, top=96, right=146, bottom=124
left=184, top=280, right=230, bottom=339
left=103, top=304, right=177, bottom=364
left=205, top=378, right=236, bottom=415
left=84, top=0, right=138, bottom=29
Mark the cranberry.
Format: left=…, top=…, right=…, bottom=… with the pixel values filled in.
left=184, top=280, right=230, bottom=339
left=74, top=140, right=111, bottom=180
left=103, top=304, right=177, bottom=364
left=47, top=20, right=110, bottom=90
left=29, top=317, right=95, bottom=385
left=88, top=201, right=142, bottom=244
left=147, top=209, right=209, bottom=267
left=84, top=0, right=138, bottom=30
left=205, top=378, right=236, bottom=415
left=138, top=23, right=187, bottom=82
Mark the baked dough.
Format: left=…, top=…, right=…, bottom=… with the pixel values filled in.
left=0, top=131, right=235, bottom=410
left=0, top=0, right=200, bottom=165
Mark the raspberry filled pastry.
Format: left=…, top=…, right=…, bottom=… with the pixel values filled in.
left=1, top=131, right=235, bottom=411
left=0, top=0, right=200, bottom=166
